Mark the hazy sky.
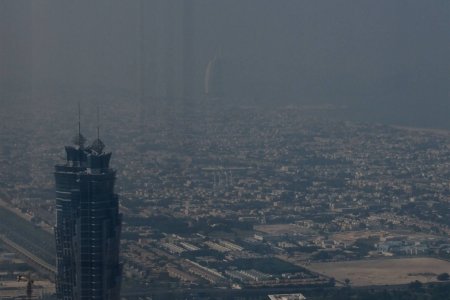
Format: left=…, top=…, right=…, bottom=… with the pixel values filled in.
left=1, top=0, right=449, bottom=127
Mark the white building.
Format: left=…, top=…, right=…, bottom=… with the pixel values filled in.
left=268, top=293, right=306, bottom=300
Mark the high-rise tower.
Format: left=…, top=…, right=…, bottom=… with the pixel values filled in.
left=205, top=54, right=224, bottom=98
left=54, top=128, right=121, bottom=300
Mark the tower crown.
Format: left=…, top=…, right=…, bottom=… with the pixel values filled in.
left=72, top=133, right=86, bottom=148
left=90, top=138, right=106, bottom=154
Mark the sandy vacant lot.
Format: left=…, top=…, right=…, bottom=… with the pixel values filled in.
left=309, top=257, right=450, bottom=286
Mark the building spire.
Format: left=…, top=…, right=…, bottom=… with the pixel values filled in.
left=97, top=105, right=100, bottom=140
left=72, top=102, right=86, bottom=148
left=78, top=101, right=81, bottom=138
left=90, top=104, right=105, bottom=154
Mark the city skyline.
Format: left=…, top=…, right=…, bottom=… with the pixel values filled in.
left=0, top=1, right=449, bottom=299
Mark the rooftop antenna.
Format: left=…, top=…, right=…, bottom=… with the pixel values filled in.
left=78, top=101, right=81, bottom=137
left=73, top=102, right=86, bottom=149
left=97, top=105, right=100, bottom=140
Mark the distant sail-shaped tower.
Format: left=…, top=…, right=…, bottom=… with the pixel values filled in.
left=204, top=54, right=224, bottom=98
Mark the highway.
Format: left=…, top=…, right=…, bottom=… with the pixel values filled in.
left=0, top=234, right=56, bottom=275
left=0, top=205, right=56, bottom=277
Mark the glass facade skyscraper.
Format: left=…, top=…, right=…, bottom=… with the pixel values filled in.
left=54, top=134, right=121, bottom=300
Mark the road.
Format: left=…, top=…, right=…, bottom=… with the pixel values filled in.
left=0, top=204, right=56, bottom=278
left=0, top=234, right=56, bottom=275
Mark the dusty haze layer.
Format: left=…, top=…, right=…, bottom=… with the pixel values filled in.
left=0, top=0, right=449, bottom=128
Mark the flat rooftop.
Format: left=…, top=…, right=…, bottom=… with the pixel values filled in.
left=268, top=293, right=306, bottom=300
